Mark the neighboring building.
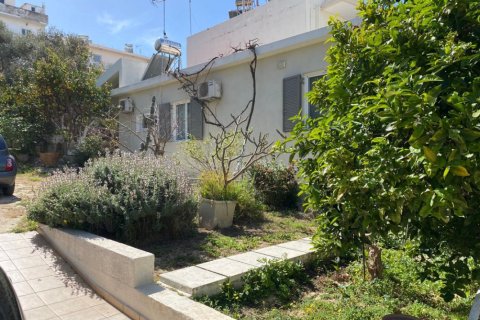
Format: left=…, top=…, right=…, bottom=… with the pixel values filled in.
left=0, top=2, right=148, bottom=75
left=0, top=0, right=47, bottom=35
left=99, top=0, right=358, bottom=160
left=89, top=42, right=150, bottom=71
left=187, top=0, right=357, bottom=66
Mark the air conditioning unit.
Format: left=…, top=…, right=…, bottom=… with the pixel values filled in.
left=198, top=80, right=222, bottom=101
left=119, top=98, right=134, bottom=113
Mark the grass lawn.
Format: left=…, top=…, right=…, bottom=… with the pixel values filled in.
left=200, top=248, right=473, bottom=320
left=140, top=211, right=315, bottom=278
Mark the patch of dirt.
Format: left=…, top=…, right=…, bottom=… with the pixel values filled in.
left=0, top=175, right=41, bottom=233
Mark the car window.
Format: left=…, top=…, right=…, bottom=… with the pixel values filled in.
left=0, top=137, right=6, bottom=150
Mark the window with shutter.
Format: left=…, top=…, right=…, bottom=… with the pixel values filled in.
left=283, top=74, right=302, bottom=132
left=188, top=100, right=204, bottom=140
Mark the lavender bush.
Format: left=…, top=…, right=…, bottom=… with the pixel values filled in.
left=28, top=152, right=197, bottom=243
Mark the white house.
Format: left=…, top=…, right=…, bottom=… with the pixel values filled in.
left=100, top=0, right=358, bottom=159
left=0, top=0, right=47, bottom=35
left=89, top=42, right=150, bottom=72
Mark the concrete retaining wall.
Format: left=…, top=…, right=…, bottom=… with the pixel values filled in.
left=39, top=225, right=232, bottom=320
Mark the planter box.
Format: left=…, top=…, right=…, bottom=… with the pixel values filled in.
left=199, top=199, right=237, bottom=230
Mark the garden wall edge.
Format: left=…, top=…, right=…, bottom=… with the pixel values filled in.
left=39, top=224, right=233, bottom=320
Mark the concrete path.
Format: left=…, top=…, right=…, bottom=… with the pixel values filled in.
left=0, top=232, right=130, bottom=320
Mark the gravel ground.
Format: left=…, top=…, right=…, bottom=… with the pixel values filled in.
left=0, top=175, right=41, bottom=233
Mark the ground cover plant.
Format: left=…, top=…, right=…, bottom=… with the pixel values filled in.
left=27, top=153, right=197, bottom=243
left=284, top=0, right=480, bottom=299
left=200, top=247, right=473, bottom=320
left=140, top=211, right=315, bottom=276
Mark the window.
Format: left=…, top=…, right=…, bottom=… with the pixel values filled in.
left=176, top=103, right=187, bottom=140
left=31, top=6, right=35, bottom=12
left=135, top=114, right=147, bottom=133
left=92, top=54, right=102, bottom=65
left=172, top=101, right=203, bottom=141
left=0, top=136, right=7, bottom=151
left=307, top=75, right=324, bottom=118
left=21, top=29, right=32, bottom=36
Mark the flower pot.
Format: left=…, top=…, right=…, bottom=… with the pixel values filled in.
left=39, top=152, right=61, bottom=167
left=199, top=199, right=237, bottom=230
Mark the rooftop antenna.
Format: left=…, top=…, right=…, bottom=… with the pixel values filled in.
left=162, top=0, right=167, bottom=39
left=189, top=0, right=192, bottom=35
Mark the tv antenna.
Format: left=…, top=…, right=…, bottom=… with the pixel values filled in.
left=189, top=0, right=192, bottom=35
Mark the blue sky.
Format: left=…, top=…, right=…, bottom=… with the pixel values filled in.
left=40, top=0, right=237, bottom=58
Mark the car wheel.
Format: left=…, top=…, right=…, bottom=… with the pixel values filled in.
left=3, top=184, right=15, bottom=196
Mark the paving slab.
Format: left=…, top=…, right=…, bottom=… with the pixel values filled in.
left=274, top=239, right=315, bottom=253
left=0, top=232, right=127, bottom=320
left=159, top=266, right=227, bottom=296
left=197, top=258, right=256, bottom=285
left=254, top=245, right=310, bottom=262
left=226, top=251, right=277, bottom=267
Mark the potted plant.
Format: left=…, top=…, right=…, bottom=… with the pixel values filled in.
left=198, top=171, right=239, bottom=230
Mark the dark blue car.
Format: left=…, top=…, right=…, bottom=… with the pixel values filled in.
left=0, top=135, right=17, bottom=196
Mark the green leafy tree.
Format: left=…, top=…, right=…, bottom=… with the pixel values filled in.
left=0, top=23, right=111, bottom=152
left=285, top=0, right=480, bottom=300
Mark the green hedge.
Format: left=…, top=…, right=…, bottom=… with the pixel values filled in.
left=28, top=152, right=197, bottom=243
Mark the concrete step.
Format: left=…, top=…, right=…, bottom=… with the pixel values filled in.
left=158, top=238, right=314, bottom=297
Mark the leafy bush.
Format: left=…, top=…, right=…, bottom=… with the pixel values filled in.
left=233, top=179, right=263, bottom=221
left=72, top=135, right=106, bottom=166
left=285, top=0, right=480, bottom=299
left=28, top=152, right=197, bottom=243
left=250, top=161, right=299, bottom=210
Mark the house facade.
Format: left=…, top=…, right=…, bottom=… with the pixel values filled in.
left=102, top=0, right=358, bottom=160
left=89, top=42, right=150, bottom=71
left=0, top=0, right=48, bottom=35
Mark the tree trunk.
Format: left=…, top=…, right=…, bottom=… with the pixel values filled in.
left=367, top=244, right=383, bottom=279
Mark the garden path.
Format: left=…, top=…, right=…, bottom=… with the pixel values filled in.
left=0, top=175, right=40, bottom=233
left=0, top=232, right=130, bottom=320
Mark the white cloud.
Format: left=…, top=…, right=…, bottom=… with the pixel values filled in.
left=97, top=13, right=134, bottom=34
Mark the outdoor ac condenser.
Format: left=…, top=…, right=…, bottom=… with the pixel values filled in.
left=198, top=80, right=222, bottom=101
left=119, top=98, right=134, bottom=113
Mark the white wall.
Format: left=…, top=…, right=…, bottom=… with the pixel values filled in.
left=117, top=39, right=330, bottom=166
left=187, top=0, right=356, bottom=66
left=0, top=13, right=45, bottom=34
left=89, top=45, right=149, bottom=70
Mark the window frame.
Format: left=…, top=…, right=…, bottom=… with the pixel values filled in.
left=171, top=100, right=190, bottom=142
left=303, top=70, right=326, bottom=117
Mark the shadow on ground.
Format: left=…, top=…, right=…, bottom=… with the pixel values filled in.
left=0, top=194, right=22, bottom=205
left=140, top=211, right=315, bottom=277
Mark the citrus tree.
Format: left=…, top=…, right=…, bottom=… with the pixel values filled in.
left=286, top=0, right=480, bottom=300
left=0, top=24, right=111, bottom=152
